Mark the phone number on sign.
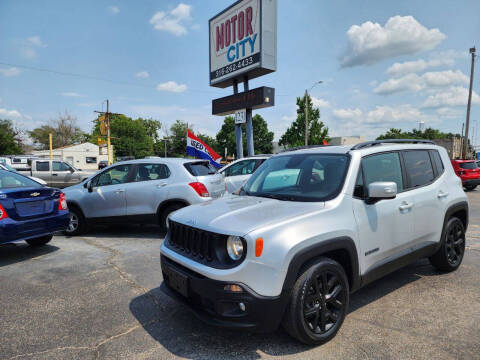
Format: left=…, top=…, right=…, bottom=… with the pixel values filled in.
left=215, top=57, right=254, bottom=78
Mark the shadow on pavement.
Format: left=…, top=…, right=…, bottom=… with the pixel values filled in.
left=0, top=243, right=59, bottom=267
left=65, top=224, right=165, bottom=239
left=129, top=258, right=443, bottom=359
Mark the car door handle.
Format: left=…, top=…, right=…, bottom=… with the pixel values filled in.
left=52, top=174, right=58, bottom=176
left=157, top=183, right=167, bottom=188
left=437, top=191, right=449, bottom=198
left=114, top=189, right=125, bottom=194
left=399, top=201, right=413, bottom=211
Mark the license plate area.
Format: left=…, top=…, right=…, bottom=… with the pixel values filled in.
left=163, top=263, right=189, bottom=298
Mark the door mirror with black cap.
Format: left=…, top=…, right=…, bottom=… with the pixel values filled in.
left=366, top=181, right=397, bottom=204
left=84, top=180, right=93, bottom=192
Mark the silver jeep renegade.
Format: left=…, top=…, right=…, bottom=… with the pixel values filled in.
left=160, top=139, right=468, bottom=345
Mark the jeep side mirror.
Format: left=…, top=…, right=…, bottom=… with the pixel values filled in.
left=366, top=182, right=397, bottom=204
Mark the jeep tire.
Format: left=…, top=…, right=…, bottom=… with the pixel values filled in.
left=26, top=235, right=53, bottom=246
left=429, top=217, right=465, bottom=272
left=282, top=256, right=349, bottom=345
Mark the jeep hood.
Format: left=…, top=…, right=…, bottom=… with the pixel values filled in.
left=169, top=195, right=324, bottom=236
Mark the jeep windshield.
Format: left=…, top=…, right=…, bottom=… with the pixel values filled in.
left=241, top=153, right=349, bottom=202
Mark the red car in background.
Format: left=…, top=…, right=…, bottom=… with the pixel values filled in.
left=451, top=159, right=480, bottom=191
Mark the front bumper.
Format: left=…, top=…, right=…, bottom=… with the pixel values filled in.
left=160, top=255, right=288, bottom=332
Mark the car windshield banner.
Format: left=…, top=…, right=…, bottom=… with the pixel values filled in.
left=186, top=129, right=222, bottom=168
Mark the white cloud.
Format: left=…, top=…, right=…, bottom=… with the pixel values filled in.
left=108, top=6, right=119, bottom=15
left=61, top=92, right=84, bottom=98
left=135, top=71, right=150, bottom=79
left=150, top=3, right=192, bottom=36
left=21, top=47, right=37, bottom=59
left=340, top=16, right=445, bottom=67
left=374, top=70, right=469, bottom=95
left=333, top=108, right=363, bottom=120
left=436, top=107, right=462, bottom=119
left=157, top=81, right=187, bottom=93
left=0, top=108, right=22, bottom=119
left=311, top=96, right=330, bottom=108
left=27, top=36, right=47, bottom=48
left=422, top=86, right=480, bottom=108
left=365, top=105, right=423, bottom=124
left=387, top=58, right=455, bottom=77
left=0, top=67, right=21, bottom=77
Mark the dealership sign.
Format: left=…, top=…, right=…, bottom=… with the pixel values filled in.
left=209, top=0, right=277, bottom=88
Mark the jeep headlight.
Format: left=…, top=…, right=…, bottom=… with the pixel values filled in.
left=226, top=235, right=244, bottom=261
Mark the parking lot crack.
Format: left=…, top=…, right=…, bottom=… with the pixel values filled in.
left=5, top=346, right=93, bottom=360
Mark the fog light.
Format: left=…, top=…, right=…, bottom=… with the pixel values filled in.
left=224, top=284, right=243, bottom=292
left=239, top=302, right=246, bottom=312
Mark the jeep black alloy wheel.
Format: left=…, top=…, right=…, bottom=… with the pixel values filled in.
left=429, top=217, right=465, bottom=272
left=283, top=257, right=349, bottom=345
left=303, top=270, right=346, bottom=335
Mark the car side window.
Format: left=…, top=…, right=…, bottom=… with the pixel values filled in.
left=134, top=164, right=170, bottom=182
left=92, top=164, right=132, bottom=187
left=53, top=161, right=71, bottom=171
left=362, top=152, right=404, bottom=192
left=36, top=161, right=50, bottom=171
left=353, top=167, right=365, bottom=198
left=430, top=150, right=444, bottom=175
left=402, top=150, right=435, bottom=188
left=225, top=160, right=256, bottom=177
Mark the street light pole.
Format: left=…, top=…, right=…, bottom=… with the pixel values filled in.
left=304, top=81, right=323, bottom=146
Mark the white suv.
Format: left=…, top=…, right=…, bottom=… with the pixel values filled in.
left=219, top=155, right=271, bottom=193
left=160, top=140, right=468, bottom=345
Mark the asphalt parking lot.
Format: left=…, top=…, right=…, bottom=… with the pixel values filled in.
left=1, top=196, right=480, bottom=360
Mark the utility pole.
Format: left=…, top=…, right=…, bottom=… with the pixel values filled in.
left=463, top=47, right=476, bottom=159
left=49, top=133, right=53, bottom=160
left=106, top=100, right=112, bottom=165
left=304, top=81, right=323, bottom=146
left=94, top=99, right=122, bottom=165
left=304, top=89, right=309, bottom=146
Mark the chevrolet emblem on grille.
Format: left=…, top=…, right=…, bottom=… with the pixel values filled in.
left=30, top=192, right=40, bottom=197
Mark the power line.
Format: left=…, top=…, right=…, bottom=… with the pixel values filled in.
left=0, top=61, right=223, bottom=95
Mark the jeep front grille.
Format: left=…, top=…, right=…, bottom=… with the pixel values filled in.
left=167, top=220, right=231, bottom=267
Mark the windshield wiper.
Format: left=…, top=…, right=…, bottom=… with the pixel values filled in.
left=255, top=193, right=297, bottom=201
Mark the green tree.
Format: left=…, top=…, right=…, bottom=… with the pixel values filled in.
left=167, top=120, right=189, bottom=157
left=279, top=95, right=329, bottom=148
left=29, top=111, right=87, bottom=149
left=376, top=127, right=461, bottom=140
left=91, top=114, right=154, bottom=159
left=0, top=119, right=23, bottom=154
left=215, top=114, right=274, bottom=157
left=139, top=118, right=163, bottom=156
left=197, top=133, right=219, bottom=153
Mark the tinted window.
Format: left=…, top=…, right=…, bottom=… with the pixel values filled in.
left=243, top=154, right=349, bottom=202
left=403, top=151, right=434, bottom=188
left=459, top=162, right=477, bottom=169
left=36, top=161, right=50, bottom=171
left=134, top=164, right=170, bottom=182
left=353, top=168, right=365, bottom=198
left=224, top=159, right=256, bottom=177
left=53, top=161, right=71, bottom=171
left=430, top=150, right=444, bottom=175
left=184, top=161, right=216, bottom=176
left=0, top=170, right=42, bottom=189
left=86, top=157, right=97, bottom=164
left=362, top=152, right=404, bottom=192
left=92, top=164, right=132, bottom=187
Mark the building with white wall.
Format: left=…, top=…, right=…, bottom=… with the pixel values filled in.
left=328, top=136, right=366, bottom=146
left=32, top=143, right=113, bottom=170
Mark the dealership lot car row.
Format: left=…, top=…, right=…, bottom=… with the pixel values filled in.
left=0, top=139, right=472, bottom=347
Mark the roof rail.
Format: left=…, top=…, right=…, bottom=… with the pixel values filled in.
left=280, top=144, right=328, bottom=153
left=350, top=139, right=435, bottom=150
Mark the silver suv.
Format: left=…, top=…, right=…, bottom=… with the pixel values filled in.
left=219, top=155, right=271, bottom=193
left=160, top=140, right=468, bottom=345
left=63, top=158, right=225, bottom=235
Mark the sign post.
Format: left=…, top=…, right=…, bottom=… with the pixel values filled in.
left=209, top=0, right=277, bottom=159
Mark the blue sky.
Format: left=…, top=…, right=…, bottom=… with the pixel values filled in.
left=1, top=0, right=479, bottom=144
